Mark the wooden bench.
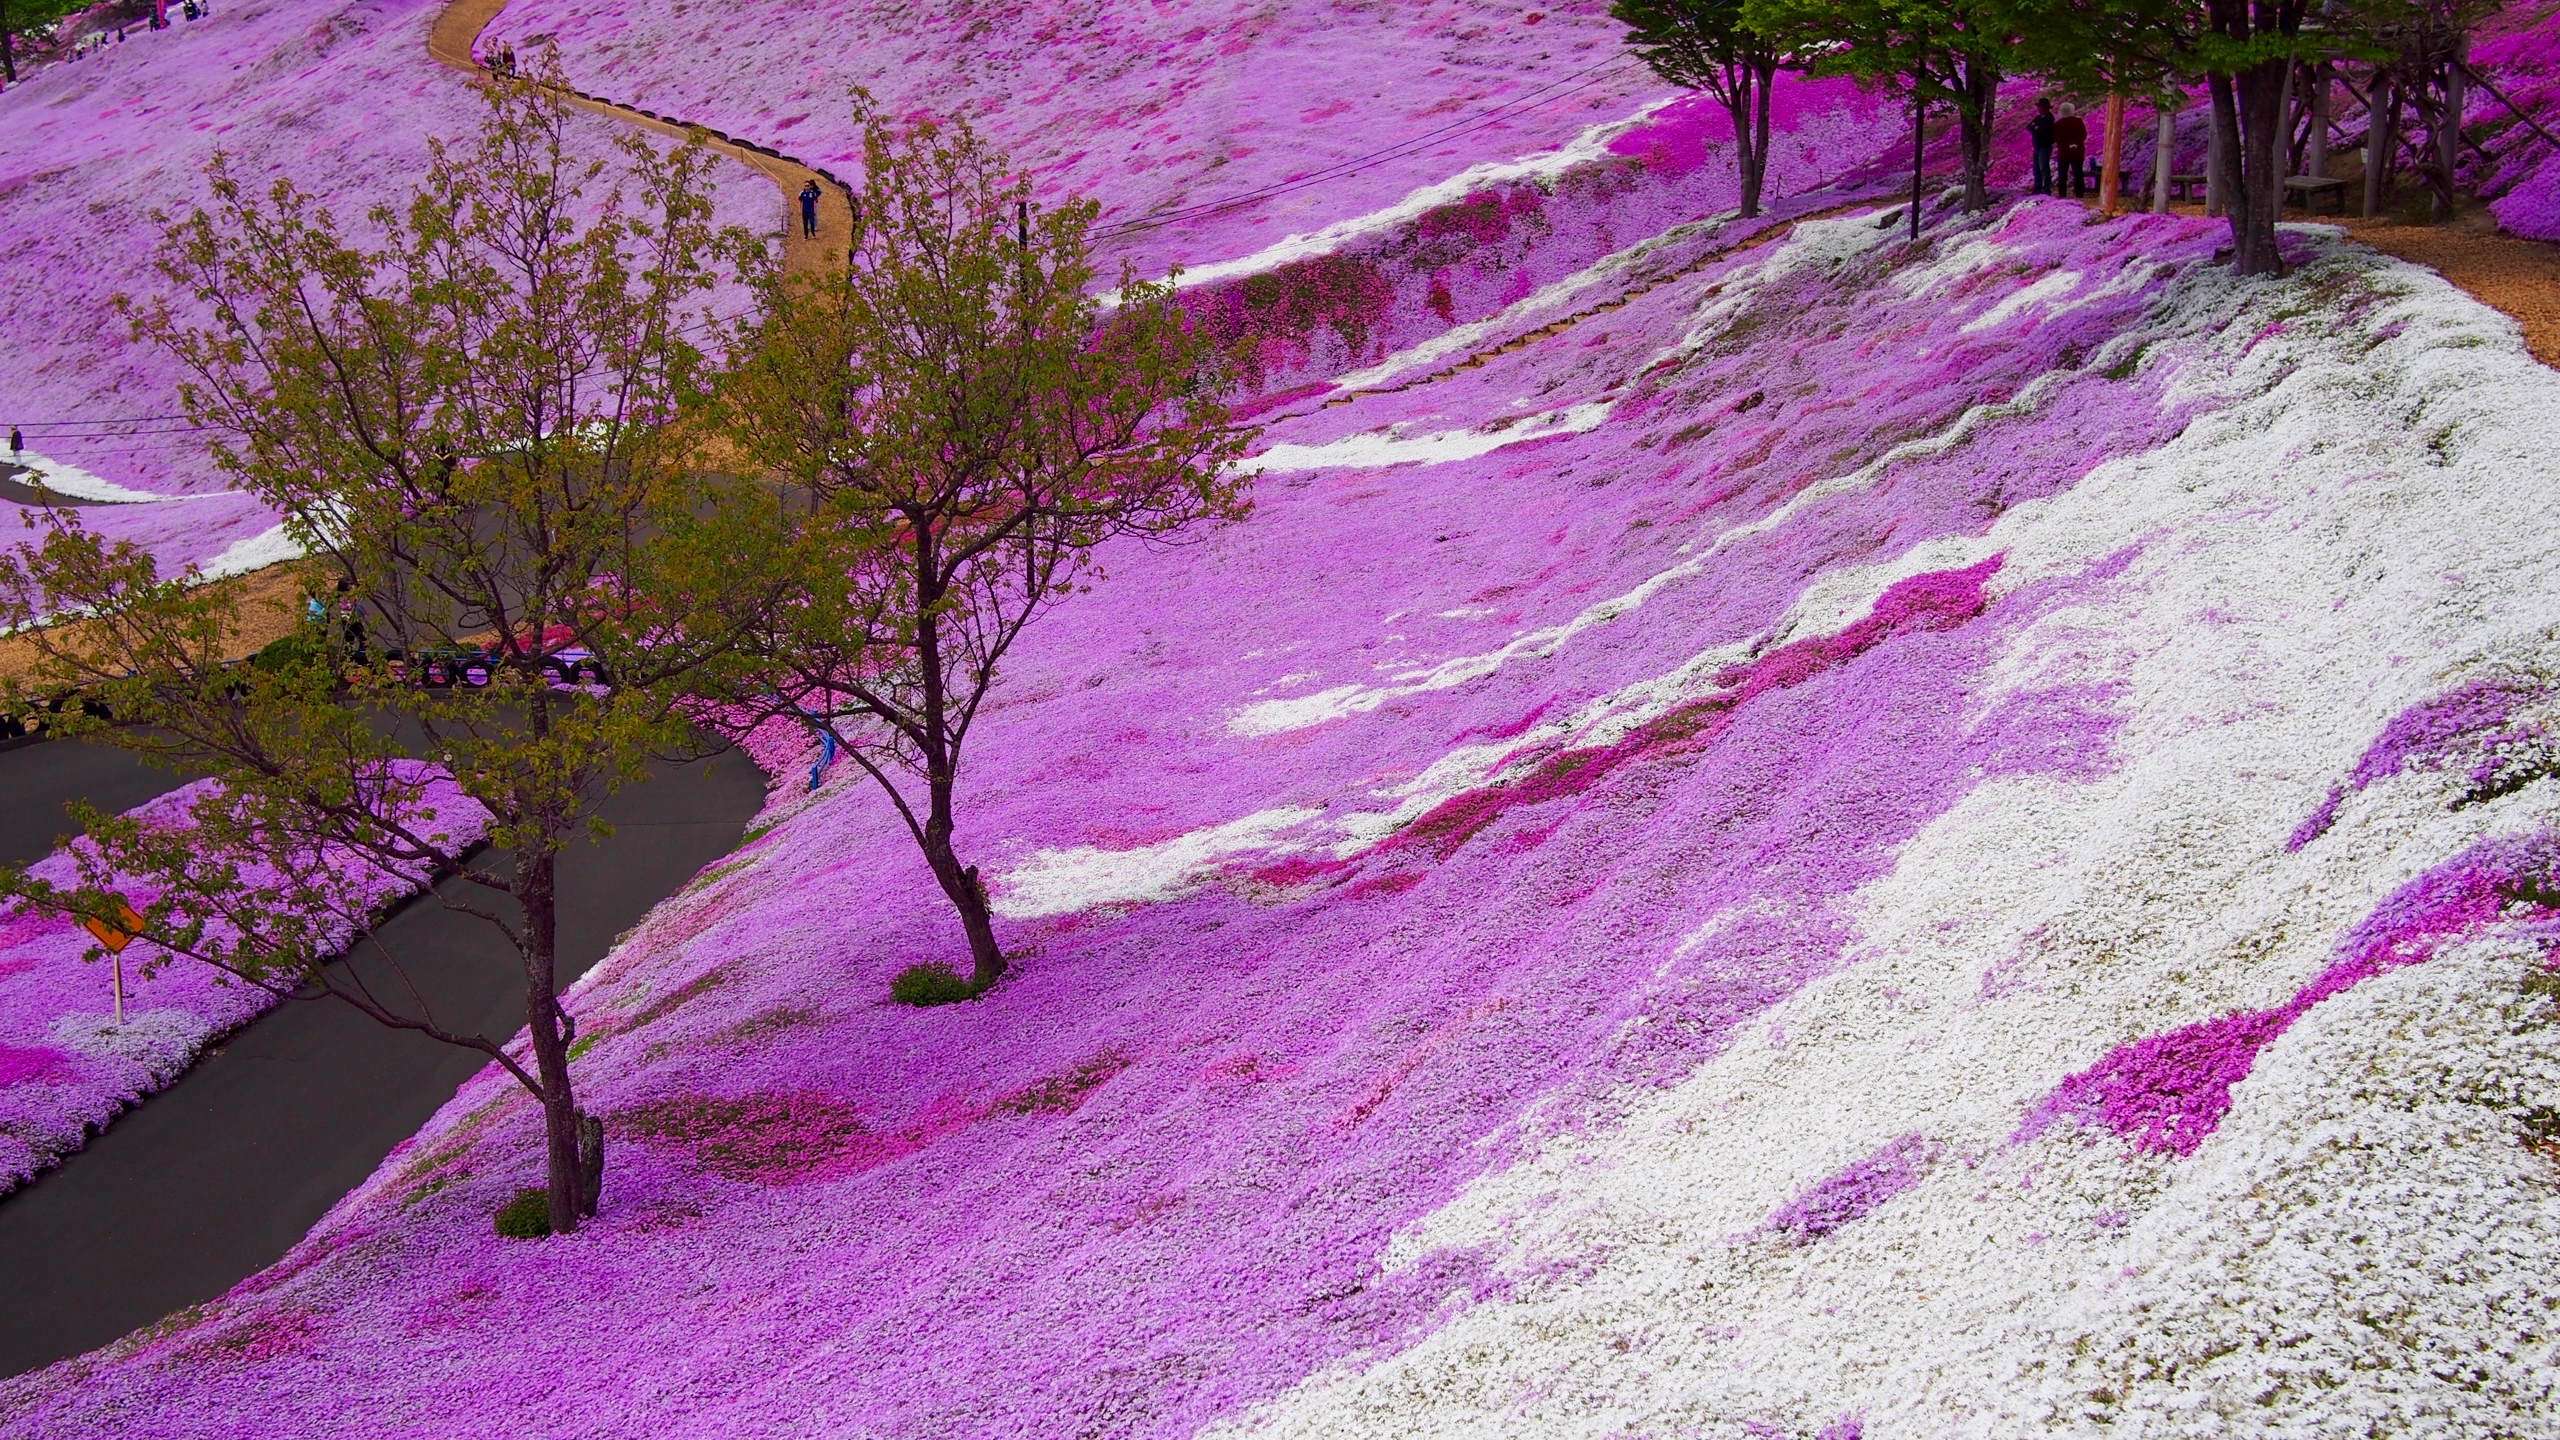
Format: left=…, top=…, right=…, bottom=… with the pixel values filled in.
left=2283, top=175, right=2349, bottom=215
left=2167, top=173, right=2208, bottom=202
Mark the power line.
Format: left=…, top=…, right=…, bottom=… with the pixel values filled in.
left=1092, top=53, right=1636, bottom=237
left=9, top=62, right=1653, bottom=435
left=1091, top=54, right=1645, bottom=240
left=7, top=410, right=197, bottom=425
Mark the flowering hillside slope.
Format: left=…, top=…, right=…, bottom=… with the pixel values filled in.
left=0, top=0, right=762, bottom=576
left=6, top=182, right=2557, bottom=1437
left=0, top=767, right=491, bottom=1197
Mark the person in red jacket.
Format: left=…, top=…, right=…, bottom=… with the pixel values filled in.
left=2054, top=106, right=2090, bottom=198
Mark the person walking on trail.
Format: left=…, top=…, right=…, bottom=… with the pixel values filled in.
left=799, top=181, right=821, bottom=240
left=2054, top=105, right=2090, bottom=198
left=2028, top=99, right=2057, bottom=196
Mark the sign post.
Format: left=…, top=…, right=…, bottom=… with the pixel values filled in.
left=81, top=900, right=147, bottom=1028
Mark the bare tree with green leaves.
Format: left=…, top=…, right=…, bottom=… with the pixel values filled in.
left=0, top=65, right=755, bottom=1234
left=693, top=100, right=1254, bottom=997
left=1613, top=0, right=1790, bottom=218
left=1746, top=0, right=2019, bottom=232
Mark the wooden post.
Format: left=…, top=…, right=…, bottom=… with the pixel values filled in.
left=112, top=952, right=125, bottom=1027
left=2099, top=91, right=2128, bottom=213
left=2151, top=103, right=2177, bottom=212
left=2307, top=62, right=2332, bottom=178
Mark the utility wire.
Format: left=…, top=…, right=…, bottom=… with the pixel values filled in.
left=1091, top=53, right=1644, bottom=240
left=10, top=59, right=1651, bottom=431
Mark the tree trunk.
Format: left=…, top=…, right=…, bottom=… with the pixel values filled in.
left=2363, top=73, right=2396, bottom=219
left=1745, top=59, right=1774, bottom=219
left=2435, top=55, right=2465, bottom=221
left=518, top=847, right=589, bottom=1235
left=2151, top=104, right=2177, bottom=213
left=2233, top=61, right=2290, bottom=276
left=2, top=8, right=16, bottom=86
left=1725, top=72, right=1763, bottom=220
left=1957, top=59, right=1996, bottom=210
left=921, top=796, right=1004, bottom=989
left=1909, top=87, right=1926, bottom=242
left=2205, top=98, right=2230, bottom=217
left=2099, top=91, right=2127, bottom=214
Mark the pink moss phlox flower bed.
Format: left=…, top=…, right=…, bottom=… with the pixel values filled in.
left=4, top=3, right=2560, bottom=1433
left=0, top=0, right=765, bottom=573
left=2288, top=672, right=2550, bottom=848
left=477, top=0, right=1680, bottom=279
left=2022, top=827, right=2560, bottom=1157
left=2472, top=7, right=2560, bottom=240
left=5, top=162, right=2556, bottom=1435
left=0, top=765, right=490, bottom=1196
left=1764, top=1132, right=1939, bottom=1241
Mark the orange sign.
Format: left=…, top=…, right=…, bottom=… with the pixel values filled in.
left=81, top=900, right=147, bottom=955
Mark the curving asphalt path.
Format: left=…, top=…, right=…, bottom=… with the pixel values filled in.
left=0, top=0, right=858, bottom=1380
left=0, top=738, right=765, bottom=1376
left=426, top=0, right=854, bottom=273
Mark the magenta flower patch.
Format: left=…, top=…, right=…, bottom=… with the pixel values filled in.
left=2023, top=828, right=2560, bottom=1157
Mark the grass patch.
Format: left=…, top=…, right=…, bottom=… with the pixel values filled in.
left=627, top=968, right=726, bottom=1031
left=403, top=1168, right=466, bottom=1209
left=493, top=1188, right=551, bottom=1239
left=890, top=961, right=979, bottom=1007
left=717, top=1004, right=825, bottom=1044
left=682, top=855, right=755, bottom=895
left=995, top=1051, right=1132, bottom=1116
left=567, top=1034, right=599, bottom=1062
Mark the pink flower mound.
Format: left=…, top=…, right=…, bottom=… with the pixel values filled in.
left=1765, top=1134, right=1935, bottom=1242
left=0, top=191, right=2289, bottom=1438
left=0, top=0, right=765, bottom=566
left=2022, top=829, right=2560, bottom=1158
left=0, top=765, right=490, bottom=1196
left=475, top=0, right=1677, bottom=280
left=2288, top=674, right=2543, bottom=849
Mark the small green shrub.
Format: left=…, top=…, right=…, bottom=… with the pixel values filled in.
left=889, top=961, right=978, bottom=1007
left=493, top=1187, right=552, bottom=1239
left=249, top=629, right=332, bottom=676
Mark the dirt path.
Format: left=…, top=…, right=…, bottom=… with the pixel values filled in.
left=2345, top=212, right=2560, bottom=370
left=2125, top=195, right=2560, bottom=370
left=425, top=0, right=853, bottom=272
left=0, top=562, right=307, bottom=691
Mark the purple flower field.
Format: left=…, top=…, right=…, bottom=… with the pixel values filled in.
left=0, top=0, right=765, bottom=578
left=0, top=766, right=489, bottom=1197
left=0, top=0, right=2557, bottom=1436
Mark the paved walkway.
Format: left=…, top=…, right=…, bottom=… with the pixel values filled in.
left=0, top=739, right=766, bottom=1377
left=425, top=0, right=854, bottom=273
left=0, top=464, right=121, bottom=509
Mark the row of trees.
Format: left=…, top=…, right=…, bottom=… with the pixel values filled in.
left=1613, top=0, right=2533, bottom=275
left=0, top=72, right=1252, bottom=1234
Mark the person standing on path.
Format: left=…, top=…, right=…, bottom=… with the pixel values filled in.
left=2054, top=106, right=2090, bottom=198
left=799, top=181, right=821, bottom=240
left=8, top=427, right=20, bottom=459
left=2029, top=99, right=2057, bottom=195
